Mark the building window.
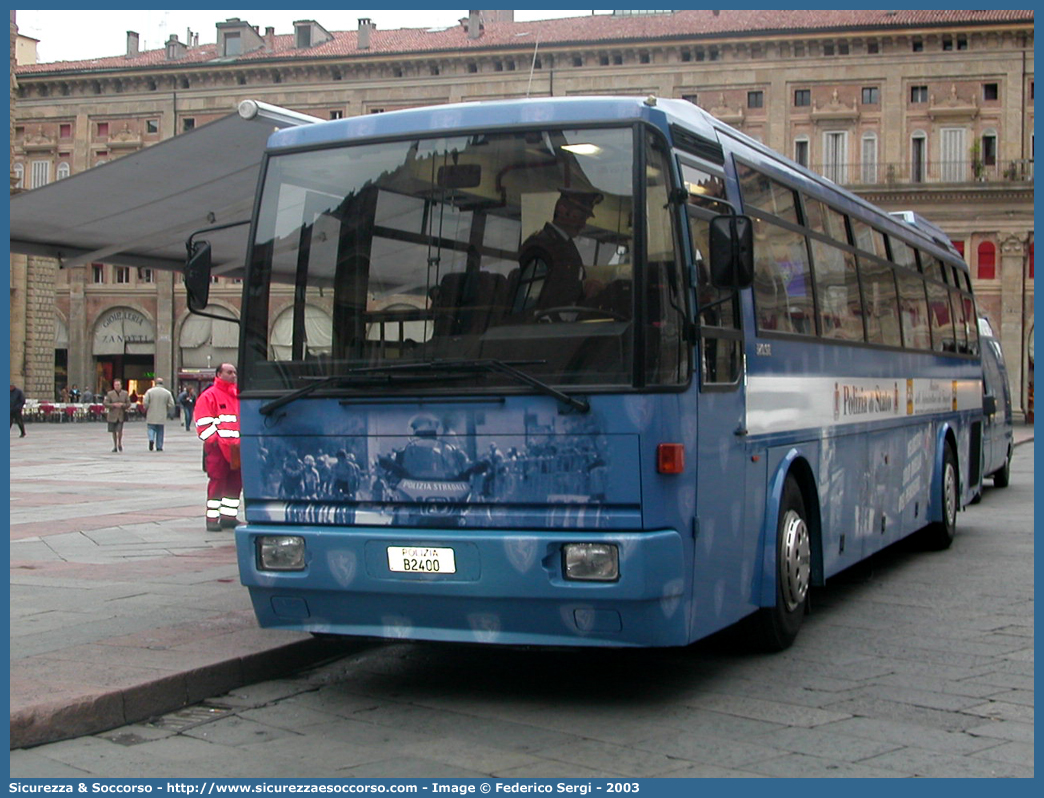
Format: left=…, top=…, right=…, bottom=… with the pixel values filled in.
left=794, top=138, right=809, bottom=167
left=138, top=268, right=154, bottom=283
left=942, top=36, right=954, bottom=51
left=613, top=55, right=622, bottom=65
left=224, top=32, right=241, bottom=56
left=369, top=108, right=385, bottom=114
left=747, top=91, right=764, bottom=109
left=981, top=131, right=998, bottom=166
left=56, top=163, right=70, bottom=180
left=115, top=266, right=130, bottom=284
left=599, top=55, right=609, bottom=66
left=639, top=52, right=650, bottom=64
left=708, top=48, right=719, bottom=61
left=694, top=48, right=705, bottom=62
left=97, top=122, right=109, bottom=137
left=681, top=94, right=698, bottom=106
left=681, top=50, right=691, bottom=62
left=794, top=89, right=811, bottom=107
left=912, top=38, right=923, bottom=52
left=467, top=63, right=477, bottom=73
left=59, top=123, right=72, bottom=138
left=911, top=85, right=928, bottom=103
left=957, top=35, right=968, bottom=50
left=837, top=42, right=849, bottom=55
left=330, top=110, right=343, bottom=120
left=823, top=43, right=835, bottom=56
left=146, top=119, right=158, bottom=134
left=430, top=65, right=440, bottom=76
left=572, top=56, right=583, bottom=67
left=861, top=133, right=878, bottom=183
left=977, top=241, right=996, bottom=280
left=30, top=160, right=51, bottom=188
left=182, top=118, right=195, bottom=132
left=861, top=87, right=880, bottom=105
left=92, top=264, right=105, bottom=284
left=867, top=41, right=879, bottom=54
left=983, top=83, right=999, bottom=102
left=822, top=131, right=848, bottom=183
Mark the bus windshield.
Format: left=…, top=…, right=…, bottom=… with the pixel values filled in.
left=242, top=126, right=659, bottom=394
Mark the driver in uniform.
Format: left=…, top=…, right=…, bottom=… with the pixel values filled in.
left=512, top=189, right=605, bottom=315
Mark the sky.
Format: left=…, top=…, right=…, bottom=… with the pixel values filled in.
left=15, top=9, right=611, bottom=64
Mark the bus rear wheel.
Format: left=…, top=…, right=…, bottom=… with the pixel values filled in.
left=751, top=476, right=810, bottom=652
left=919, top=443, right=958, bottom=550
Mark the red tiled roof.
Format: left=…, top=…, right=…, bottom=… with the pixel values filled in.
left=16, top=9, right=1035, bottom=75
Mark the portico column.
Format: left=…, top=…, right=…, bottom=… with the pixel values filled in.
left=999, top=234, right=1027, bottom=417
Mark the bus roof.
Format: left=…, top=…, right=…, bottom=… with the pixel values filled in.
left=267, top=95, right=719, bottom=151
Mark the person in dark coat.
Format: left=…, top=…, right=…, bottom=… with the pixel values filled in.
left=512, top=189, right=604, bottom=314
left=10, top=384, right=26, bottom=437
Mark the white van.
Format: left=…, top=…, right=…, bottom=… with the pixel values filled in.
left=978, top=317, right=1014, bottom=490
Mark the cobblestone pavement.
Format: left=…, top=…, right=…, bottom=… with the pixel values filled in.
left=8, top=420, right=328, bottom=750
left=9, top=423, right=1033, bottom=778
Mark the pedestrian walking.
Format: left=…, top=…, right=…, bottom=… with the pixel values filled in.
left=178, top=387, right=196, bottom=431
left=10, top=384, right=26, bottom=437
left=103, top=379, right=130, bottom=452
left=142, top=377, right=176, bottom=452
left=193, top=363, right=242, bottom=531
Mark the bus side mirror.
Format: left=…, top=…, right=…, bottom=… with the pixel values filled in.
left=983, top=394, right=997, bottom=416
left=185, top=241, right=213, bottom=313
left=709, top=215, right=754, bottom=290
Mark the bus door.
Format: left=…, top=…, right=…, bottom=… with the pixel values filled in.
left=680, top=159, right=751, bottom=636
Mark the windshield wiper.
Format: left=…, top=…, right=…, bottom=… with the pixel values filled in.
left=258, top=373, right=397, bottom=416
left=259, top=359, right=589, bottom=415
left=350, top=359, right=589, bottom=413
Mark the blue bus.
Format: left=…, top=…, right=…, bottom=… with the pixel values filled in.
left=186, top=96, right=982, bottom=650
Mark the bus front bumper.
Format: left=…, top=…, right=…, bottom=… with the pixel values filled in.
left=236, top=525, right=690, bottom=648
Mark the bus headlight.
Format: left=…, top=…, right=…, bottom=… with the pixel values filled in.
left=257, top=536, right=306, bottom=571
left=563, top=543, right=619, bottom=582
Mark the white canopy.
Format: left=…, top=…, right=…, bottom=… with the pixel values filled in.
left=9, top=100, right=320, bottom=276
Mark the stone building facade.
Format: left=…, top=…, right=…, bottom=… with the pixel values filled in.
left=9, top=9, right=1035, bottom=413
left=10, top=12, right=59, bottom=401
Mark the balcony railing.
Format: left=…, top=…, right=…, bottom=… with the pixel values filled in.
left=807, top=159, right=1034, bottom=187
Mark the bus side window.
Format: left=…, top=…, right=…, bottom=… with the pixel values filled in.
left=689, top=210, right=741, bottom=385
left=751, top=215, right=815, bottom=336
left=895, top=269, right=932, bottom=350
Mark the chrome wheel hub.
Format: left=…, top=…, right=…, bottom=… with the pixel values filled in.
left=944, top=462, right=957, bottom=527
left=780, top=510, right=811, bottom=612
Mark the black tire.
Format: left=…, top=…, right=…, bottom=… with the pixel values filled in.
left=992, top=448, right=1012, bottom=488
left=750, top=476, right=811, bottom=652
left=920, top=443, right=958, bottom=550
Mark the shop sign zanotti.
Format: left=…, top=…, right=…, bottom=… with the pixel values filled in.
left=93, top=308, right=156, bottom=355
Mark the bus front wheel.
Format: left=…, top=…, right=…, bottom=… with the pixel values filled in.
left=751, top=476, right=810, bottom=652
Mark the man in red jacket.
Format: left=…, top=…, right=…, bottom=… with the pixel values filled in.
left=193, top=363, right=242, bottom=531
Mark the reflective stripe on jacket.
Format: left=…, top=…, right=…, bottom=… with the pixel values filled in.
left=193, top=378, right=240, bottom=463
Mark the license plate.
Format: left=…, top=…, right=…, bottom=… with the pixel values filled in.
left=387, top=546, right=456, bottom=574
